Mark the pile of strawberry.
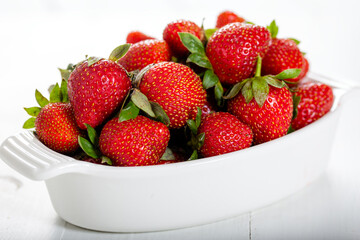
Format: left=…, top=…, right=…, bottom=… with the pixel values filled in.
left=23, top=11, right=334, bottom=166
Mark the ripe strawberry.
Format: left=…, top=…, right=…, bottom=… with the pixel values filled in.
left=296, top=57, right=309, bottom=81
left=163, top=19, right=203, bottom=58
left=198, top=112, right=253, bottom=157
left=35, top=102, right=82, bottom=154
left=261, top=20, right=306, bottom=84
left=126, top=31, right=154, bottom=44
left=261, top=38, right=305, bottom=84
left=99, top=116, right=170, bottom=166
left=206, top=23, right=271, bottom=85
left=291, top=81, right=334, bottom=130
left=118, top=39, right=171, bottom=72
left=67, top=58, right=131, bottom=129
left=139, top=62, right=207, bottom=129
left=228, top=86, right=293, bottom=144
left=216, top=11, right=245, bottom=28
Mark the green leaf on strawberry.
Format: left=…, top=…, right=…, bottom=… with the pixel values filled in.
left=60, top=79, right=69, bottom=102
left=178, top=32, right=205, bottom=55
left=50, top=83, right=61, bottom=103
left=35, top=90, right=49, bottom=107
left=78, top=136, right=102, bottom=159
left=204, top=28, right=217, bottom=41
left=267, top=20, right=279, bottom=38
left=119, top=100, right=140, bottom=122
left=252, top=77, right=269, bottom=107
left=203, top=69, right=219, bottom=89
left=276, top=69, right=302, bottom=80
left=187, top=53, right=213, bottom=69
left=150, top=101, right=170, bottom=126
left=24, top=107, right=41, bottom=117
left=131, top=89, right=156, bottom=118
left=109, top=43, right=131, bottom=62
left=23, top=117, right=36, bottom=129
left=87, top=56, right=103, bottom=67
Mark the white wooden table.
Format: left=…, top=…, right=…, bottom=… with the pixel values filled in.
left=1, top=1, right=360, bottom=239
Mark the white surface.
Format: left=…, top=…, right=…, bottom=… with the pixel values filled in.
left=1, top=0, right=360, bottom=239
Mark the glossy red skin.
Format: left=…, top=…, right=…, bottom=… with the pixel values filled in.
left=139, top=62, right=207, bottom=129
left=216, top=11, right=245, bottom=28
left=199, top=112, right=253, bottom=157
left=291, top=81, right=334, bottom=130
left=126, top=31, right=154, bottom=44
left=163, top=19, right=203, bottom=58
left=262, top=38, right=305, bottom=84
left=118, top=39, right=171, bottom=72
left=296, top=57, right=309, bottom=82
left=35, top=103, right=82, bottom=154
left=228, top=86, right=293, bottom=145
left=99, top=116, right=170, bottom=166
left=206, top=23, right=271, bottom=85
left=68, top=59, right=131, bottom=129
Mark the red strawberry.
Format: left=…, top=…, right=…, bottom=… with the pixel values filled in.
left=198, top=112, right=253, bottom=157
left=291, top=81, right=334, bottom=130
left=261, top=38, right=305, bottom=84
left=99, top=116, right=170, bottom=166
left=163, top=19, right=203, bottom=58
left=228, top=86, right=293, bottom=144
left=67, top=58, right=131, bottom=129
left=35, top=103, right=82, bottom=154
left=118, top=39, right=171, bottom=72
left=206, top=23, right=271, bottom=85
left=216, top=11, right=245, bottom=28
left=126, top=31, right=154, bottom=44
left=139, top=62, right=207, bottom=129
left=296, top=57, right=309, bottom=81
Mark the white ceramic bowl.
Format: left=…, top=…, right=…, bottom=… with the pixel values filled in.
left=0, top=73, right=357, bottom=232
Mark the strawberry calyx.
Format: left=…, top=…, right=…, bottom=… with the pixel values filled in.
left=186, top=107, right=205, bottom=160
left=223, top=56, right=301, bottom=107
left=267, top=20, right=301, bottom=45
left=78, top=124, right=112, bottom=165
left=118, top=88, right=171, bottom=126
left=23, top=79, right=69, bottom=129
left=178, top=32, right=224, bottom=106
left=267, top=20, right=279, bottom=38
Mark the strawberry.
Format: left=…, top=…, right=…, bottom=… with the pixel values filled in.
left=206, top=23, right=271, bottom=85
left=261, top=21, right=306, bottom=84
left=216, top=11, right=245, bottom=28
left=23, top=81, right=82, bottom=154
left=291, top=81, right=334, bottom=130
left=139, top=62, right=207, bottom=129
left=198, top=112, right=253, bottom=157
left=261, top=38, right=305, bottom=84
left=126, top=31, right=154, bottom=44
left=35, top=102, right=82, bottom=154
left=163, top=19, right=203, bottom=58
left=228, top=87, right=293, bottom=144
left=67, top=58, right=131, bottom=129
left=296, top=57, right=309, bottom=81
left=226, top=57, right=295, bottom=144
left=118, top=39, right=171, bottom=72
left=99, top=116, right=170, bottom=166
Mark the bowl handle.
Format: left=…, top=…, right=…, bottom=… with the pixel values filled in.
left=0, top=131, right=87, bottom=181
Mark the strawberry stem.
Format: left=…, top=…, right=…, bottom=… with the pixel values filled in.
left=255, top=56, right=262, bottom=77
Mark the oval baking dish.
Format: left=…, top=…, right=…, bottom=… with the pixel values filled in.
left=0, top=73, right=357, bottom=232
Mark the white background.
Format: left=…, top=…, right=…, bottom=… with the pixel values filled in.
left=1, top=0, right=360, bottom=239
